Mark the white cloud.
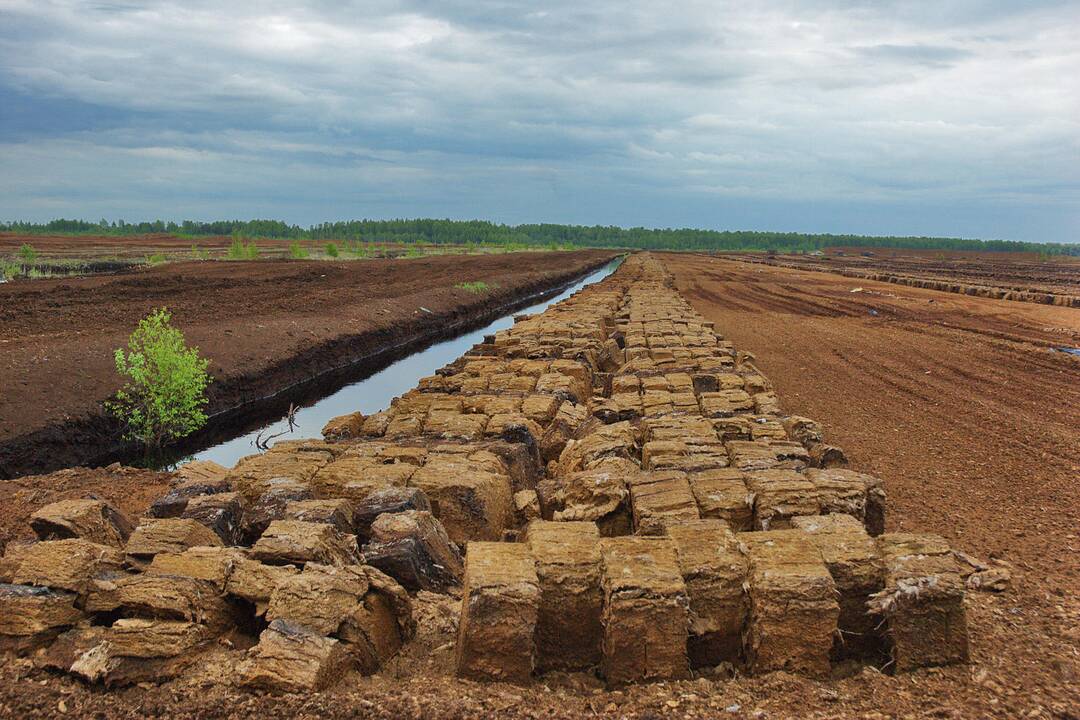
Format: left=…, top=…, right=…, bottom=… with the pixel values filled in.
left=0, top=0, right=1077, bottom=240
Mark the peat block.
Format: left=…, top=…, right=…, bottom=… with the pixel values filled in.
left=238, top=620, right=351, bottom=692
left=740, top=530, right=838, bottom=677
left=363, top=510, right=464, bottom=593
left=666, top=519, right=747, bottom=668
left=628, top=471, right=700, bottom=535
left=456, top=542, right=539, bottom=683
left=30, top=498, right=133, bottom=547
left=599, top=536, right=690, bottom=685
left=525, top=520, right=602, bottom=672
left=871, top=533, right=969, bottom=671
left=251, top=520, right=360, bottom=567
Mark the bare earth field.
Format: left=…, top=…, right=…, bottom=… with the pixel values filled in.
left=0, top=232, right=269, bottom=260
left=662, top=251, right=1080, bottom=717
left=0, top=232, right=474, bottom=261
left=0, top=250, right=1076, bottom=719
left=0, top=249, right=616, bottom=478
left=735, top=247, right=1080, bottom=301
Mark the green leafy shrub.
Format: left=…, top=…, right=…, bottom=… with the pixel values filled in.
left=106, top=308, right=212, bottom=448
left=227, top=236, right=246, bottom=259
left=325, top=242, right=339, bottom=258
left=289, top=240, right=310, bottom=259
left=227, top=235, right=259, bottom=260
left=146, top=252, right=167, bottom=265
left=190, top=245, right=211, bottom=260
left=18, top=243, right=37, bottom=265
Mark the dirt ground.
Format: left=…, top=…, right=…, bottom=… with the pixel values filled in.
left=660, top=252, right=1080, bottom=717
left=0, top=465, right=171, bottom=553
left=0, top=250, right=615, bottom=478
left=0, top=250, right=1077, bottom=718
left=1, top=232, right=276, bottom=260
left=744, top=247, right=1080, bottom=298
left=0, top=232, right=495, bottom=261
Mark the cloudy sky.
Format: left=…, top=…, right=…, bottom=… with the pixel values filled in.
left=1, top=1, right=1078, bottom=242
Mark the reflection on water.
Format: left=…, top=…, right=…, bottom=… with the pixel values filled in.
left=182, top=257, right=623, bottom=469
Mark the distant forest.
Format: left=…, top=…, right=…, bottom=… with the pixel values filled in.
left=3, top=218, right=1077, bottom=255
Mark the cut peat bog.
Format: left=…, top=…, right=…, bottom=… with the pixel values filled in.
left=5, top=0, right=1080, bottom=715
left=663, top=251, right=1080, bottom=717
left=0, top=249, right=617, bottom=478
left=728, top=247, right=1080, bottom=307
left=3, top=250, right=1075, bottom=720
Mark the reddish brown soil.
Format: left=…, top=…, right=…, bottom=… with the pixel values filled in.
left=661, top=252, right=1080, bottom=717
left=0, top=250, right=615, bottom=478
left=0, top=232, right=266, bottom=259
left=0, top=465, right=171, bottom=551
left=0, top=232, right=453, bottom=260
left=823, top=246, right=1080, bottom=263
left=744, top=246, right=1080, bottom=297
left=0, top=251, right=1077, bottom=719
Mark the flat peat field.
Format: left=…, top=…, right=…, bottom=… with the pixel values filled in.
left=663, top=251, right=1080, bottom=717
left=0, top=249, right=616, bottom=478
left=1, top=232, right=260, bottom=260
left=0, top=250, right=1076, bottom=719
left=0, top=232, right=487, bottom=261
left=735, top=247, right=1080, bottom=301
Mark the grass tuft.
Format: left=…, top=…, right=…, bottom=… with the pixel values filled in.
left=455, top=281, right=498, bottom=294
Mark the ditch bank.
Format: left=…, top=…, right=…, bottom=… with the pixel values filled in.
left=0, top=251, right=618, bottom=479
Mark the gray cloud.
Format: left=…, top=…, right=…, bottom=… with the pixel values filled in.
left=0, top=0, right=1077, bottom=241
left=854, top=43, right=973, bottom=67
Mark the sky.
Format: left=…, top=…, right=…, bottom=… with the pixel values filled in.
left=0, top=1, right=1078, bottom=242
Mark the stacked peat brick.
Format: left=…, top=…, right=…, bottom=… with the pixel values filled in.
left=0, top=478, right=416, bottom=691
left=452, top=254, right=969, bottom=684
left=0, top=253, right=970, bottom=691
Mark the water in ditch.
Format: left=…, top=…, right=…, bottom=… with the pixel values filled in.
left=180, top=257, right=623, bottom=469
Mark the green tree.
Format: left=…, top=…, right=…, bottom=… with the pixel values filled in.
left=227, top=235, right=246, bottom=259
left=227, top=236, right=259, bottom=260
left=325, top=242, right=339, bottom=258
left=106, top=308, right=211, bottom=448
left=5, top=216, right=1079, bottom=257
left=18, top=243, right=37, bottom=265
left=289, top=240, right=309, bottom=259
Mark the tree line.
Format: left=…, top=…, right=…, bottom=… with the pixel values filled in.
left=2, top=218, right=1077, bottom=255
